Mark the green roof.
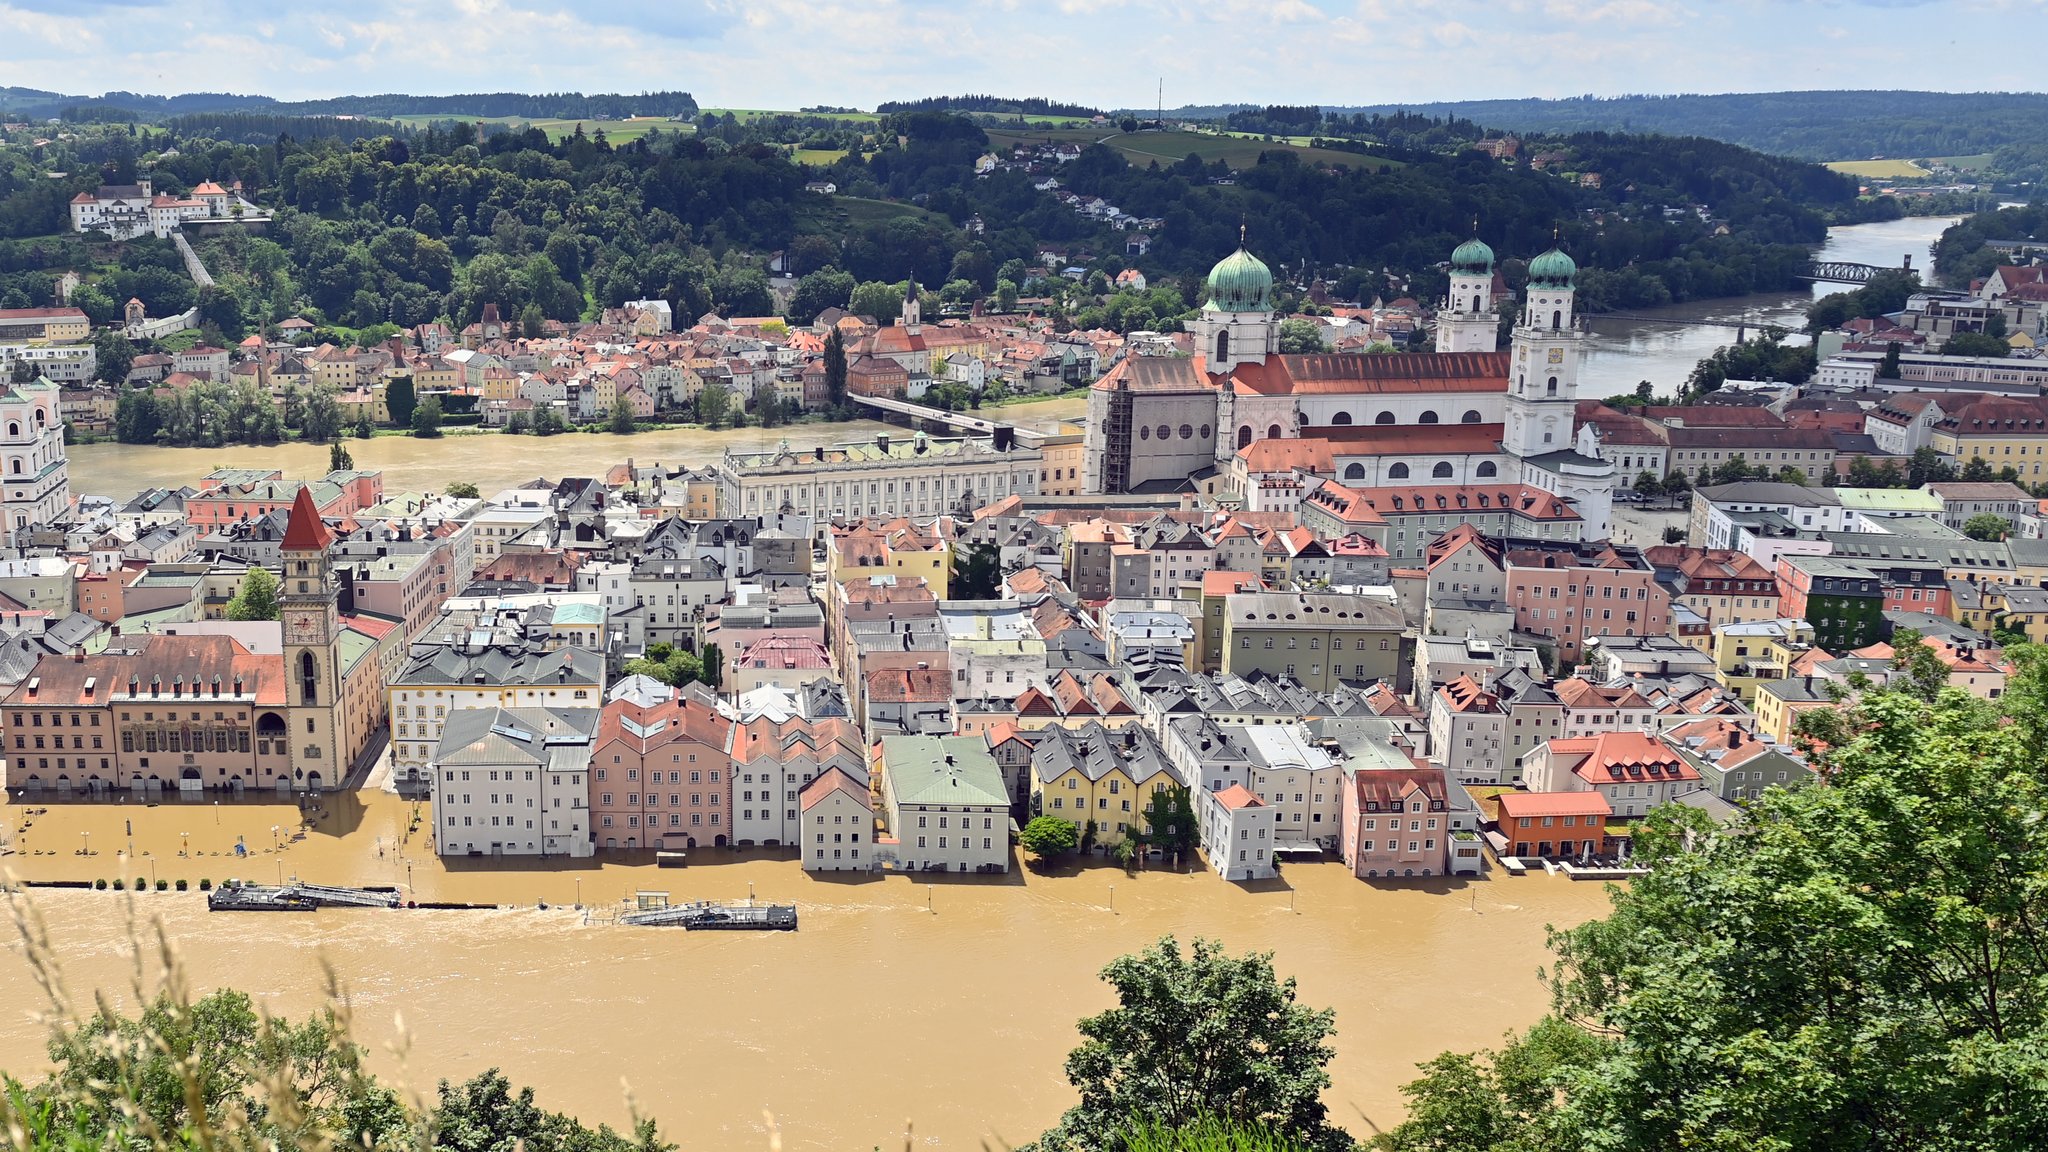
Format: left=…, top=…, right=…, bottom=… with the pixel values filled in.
left=1205, top=247, right=1274, bottom=313
left=1450, top=237, right=1494, bottom=274
left=1528, top=247, right=1577, bottom=288
left=1833, top=487, right=1944, bottom=513
left=880, top=735, right=1008, bottom=808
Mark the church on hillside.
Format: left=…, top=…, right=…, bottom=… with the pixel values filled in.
left=1083, top=235, right=1616, bottom=541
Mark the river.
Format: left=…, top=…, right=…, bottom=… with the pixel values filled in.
left=1578, top=214, right=1962, bottom=398
left=0, top=789, right=1614, bottom=1149
left=65, top=397, right=1090, bottom=504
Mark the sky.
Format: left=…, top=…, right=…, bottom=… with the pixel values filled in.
left=1, top=0, right=2039, bottom=112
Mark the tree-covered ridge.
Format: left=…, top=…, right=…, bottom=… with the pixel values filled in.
left=878, top=95, right=1104, bottom=118
left=1313, top=91, right=2048, bottom=161
left=0, top=89, right=697, bottom=122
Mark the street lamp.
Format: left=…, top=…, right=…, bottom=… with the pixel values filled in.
left=180, top=832, right=189, bottom=856
left=1109, top=884, right=1116, bottom=914
left=81, top=831, right=89, bottom=856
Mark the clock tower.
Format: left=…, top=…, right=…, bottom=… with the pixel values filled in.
left=280, top=485, right=341, bottom=792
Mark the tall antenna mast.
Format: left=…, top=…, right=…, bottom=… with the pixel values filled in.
left=1157, top=78, right=1163, bottom=129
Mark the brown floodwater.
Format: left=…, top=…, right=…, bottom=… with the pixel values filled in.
left=67, top=398, right=1088, bottom=502
left=0, top=789, right=1614, bottom=1150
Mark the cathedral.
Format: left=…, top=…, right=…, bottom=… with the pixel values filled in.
left=1084, top=235, right=1616, bottom=541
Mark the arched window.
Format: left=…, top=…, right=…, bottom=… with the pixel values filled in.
left=1267, top=424, right=1282, bottom=441
left=1237, top=426, right=1253, bottom=450
left=1432, top=462, right=1454, bottom=479
left=1331, top=412, right=1353, bottom=426
left=4, top=423, right=16, bottom=438
left=1551, top=310, right=1562, bottom=330
left=7, top=460, right=18, bottom=475
left=1476, top=460, right=1498, bottom=478
left=1388, top=463, right=1410, bottom=479
left=1343, top=463, right=1366, bottom=480
left=1461, top=409, right=1481, bottom=424
left=1215, top=330, right=1230, bottom=361
left=1472, top=294, right=1483, bottom=312
left=1546, top=376, right=1559, bottom=396
left=298, top=651, right=319, bottom=705
left=33, top=408, right=45, bottom=426
left=1375, top=412, right=1395, bottom=425
left=1418, top=411, right=1440, bottom=424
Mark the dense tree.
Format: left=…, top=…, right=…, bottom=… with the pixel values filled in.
left=224, top=566, right=280, bottom=621
left=1943, top=331, right=2008, bottom=358
left=608, top=395, right=637, bottom=435
left=1879, top=340, right=1903, bottom=379
left=1964, top=511, right=2011, bottom=541
left=446, top=481, right=481, bottom=500
left=1386, top=665, right=2048, bottom=1152
left=385, top=376, right=416, bottom=428
left=1276, top=317, right=1325, bottom=353
left=823, top=327, right=848, bottom=411
left=328, top=440, right=352, bottom=472
left=698, top=642, right=723, bottom=691
left=411, top=395, right=443, bottom=438
left=1019, top=814, right=1080, bottom=864
left=1029, top=937, right=1349, bottom=1152
left=949, top=540, right=1003, bottom=599
left=788, top=266, right=856, bottom=324
left=696, top=379, right=732, bottom=428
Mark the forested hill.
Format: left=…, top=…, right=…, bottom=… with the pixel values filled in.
left=1298, top=91, right=2048, bottom=161
left=0, top=88, right=697, bottom=121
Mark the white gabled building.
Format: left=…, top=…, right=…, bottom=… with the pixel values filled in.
left=430, top=705, right=597, bottom=858
left=798, top=765, right=873, bottom=871
left=1197, top=783, right=1277, bottom=881
left=876, top=734, right=1010, bottom=874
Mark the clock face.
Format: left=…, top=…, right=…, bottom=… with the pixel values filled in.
left=288, top=614, right=317, bottom=641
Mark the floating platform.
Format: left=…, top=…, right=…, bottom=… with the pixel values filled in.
left=1558, top=862, right=1649, bottom=880
left=206, top=880, right=402, bottom=912
left=619, top=899, right=797, bottom=930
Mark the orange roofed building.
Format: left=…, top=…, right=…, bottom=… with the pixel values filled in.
left=1522, top=730, right=1703, bottom=819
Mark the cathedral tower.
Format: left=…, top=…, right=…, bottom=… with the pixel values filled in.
left=1503, top=246, right=1585, bottom=460
left=1436, top=235, right=1499, bottom=353
left=280, top=485, right=342, bottom=791
left=1187, top=235, right=1278, bottom=376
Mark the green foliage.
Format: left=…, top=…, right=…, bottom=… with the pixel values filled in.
left=1019, top=815, right=1080, bottom=862
left=695, top=380, right=732, bottom=428
left=823, top=326, right=847, bottom=411
left=224, top=566, right=279, bottom=621
left=385, top=376, right=416, bottom=428
left=328, top=440, right=353, bottom=472
left=1964, top=512, right=2011, bottom=540
left=1029, top=937, right=1349, bottom=1152
left=1276, top=317, right=1325, bottom=353
left=1942, top=331, right=2009, bottom=358
left=698, top=642, right=723, bottom=691
left=1685, top=327, right=1816, bottom=395
left=607, top=395, right=637, bottom=435
left=949, top=540, right=1003, bottom=598
left=1138, top=785, right=1198, bottom=864
left=620, top=647, right=703, bottom=689
left=446, top=481, right=480, bottom=500
left=113, top=380, right=283, bottom=447
left=1394, top=671, right=2048, bottom=1152
left=849, top=279, right=907, bottom=320
left=411, top=395, right=444, bottom=438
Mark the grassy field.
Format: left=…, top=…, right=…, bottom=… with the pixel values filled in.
left=792, top=148, right=850, bottom=167
left=1928, top=153, right=1998, bottom=171
left=983, top=125, right=1393, bottom=171
left=391, top=114, right=684, bottom=142
left=1825, top=158, right=1929, bottom=178
left=793, top=195, right=947, bottom=237
left=703, top=107, right=880, bottom=123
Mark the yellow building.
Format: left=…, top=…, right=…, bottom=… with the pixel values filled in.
left=1753, top=676, right=1834, bottom=745
left=1711, top=617, right=1816, bottom=703
left=827, top=517, right=954, bottom=597
left=1027, top=722, right=1181, bottom=847
left=1929, top=397, right=2048, bottom=481
left=1037, top=425, right=1087, bottom=499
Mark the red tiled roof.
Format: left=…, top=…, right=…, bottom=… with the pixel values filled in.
left=281, top=485, right=334, bottom=552
left=1497, top=791, right=1612, bottom=819
left=1214, top=783, right=1263, bottom=810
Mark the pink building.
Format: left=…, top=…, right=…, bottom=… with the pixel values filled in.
left=1339, top=765, right=1454, bottom=879
left=1504, top=539, right=1669, bottom=663
left=185, top=471, right=384, bottom=532
left=589, top=692, right=736, bottom=850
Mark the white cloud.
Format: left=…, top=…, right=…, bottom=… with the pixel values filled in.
left=0, top=0, right=2008, bottom=109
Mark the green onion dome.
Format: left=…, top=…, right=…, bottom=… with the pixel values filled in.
left=1528, top=247, right=1577, bottom=289
left=1450, top=237, right=1495, bottom=274
left=1205, top=246, right=1275, bottom=312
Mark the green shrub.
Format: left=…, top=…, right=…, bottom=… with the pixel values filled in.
left=199, top=878, right=211, bottom=890
left=155, top=879, right=168, bottom=891
left=93, top=878, right=107, bottom=890
left=134, top=877, right=147, bottom=891
left=110, top=879, right=123, bottom=890
left=175, top=879, right=188, bottom=891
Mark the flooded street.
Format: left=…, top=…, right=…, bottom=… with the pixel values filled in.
left=0, top=788, right=1613, bottom=1149
left=67, top=397, right=1088, bottom=503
